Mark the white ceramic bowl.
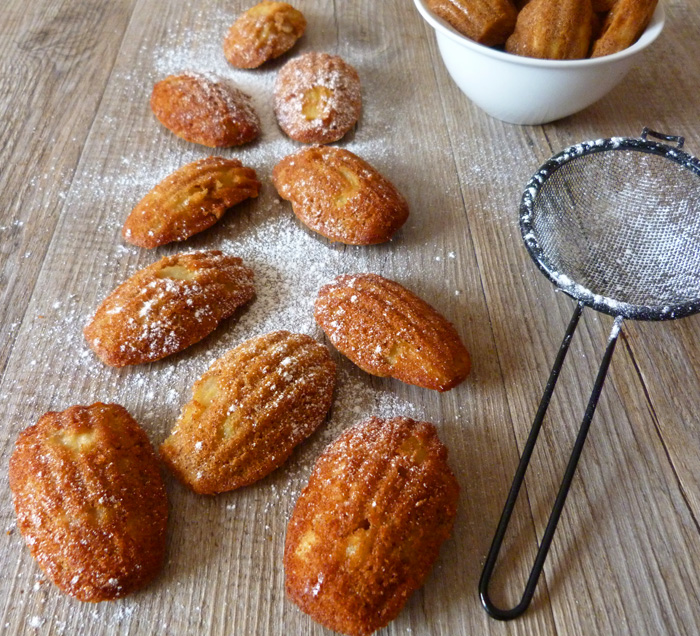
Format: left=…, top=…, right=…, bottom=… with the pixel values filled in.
left=413, top=0, right=665, bottom=125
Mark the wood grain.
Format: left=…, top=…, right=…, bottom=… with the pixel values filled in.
left=1, top=0, right=699, bottom=634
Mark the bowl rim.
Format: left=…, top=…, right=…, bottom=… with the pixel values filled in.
left=413, top=0, right=665, bottom=68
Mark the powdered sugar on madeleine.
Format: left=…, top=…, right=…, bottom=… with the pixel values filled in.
left=315, top=273, right=470, bottom=391
left=274, top=52, right=361, bottom=144
left=151, top=72, right=261, bottom=147
left=224, top=1, right=307, bottom=69
left=284, top=416, right=459, bottom=636
left=9, top=403, right=168, bottom=602
left=123, top=156, right=261, bottom=248
left=84, top=251, right=255, bottom=367
left=160, top=331, right=336, bottom=494
left=273, top=146, right=409, bottom=245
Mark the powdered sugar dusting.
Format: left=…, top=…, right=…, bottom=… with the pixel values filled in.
left=190, top=71, right=261, bottom=132
left=274, top=52, right=362, bottom=142
left=0, top=2, right=461, bottom=633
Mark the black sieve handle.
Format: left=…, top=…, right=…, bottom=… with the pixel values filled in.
left=479, top=303, right=624, bottom=620
left=641, top=127, right=684, bottom=148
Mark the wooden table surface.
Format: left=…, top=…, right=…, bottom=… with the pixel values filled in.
left=2, top=0, right=700, bottom=634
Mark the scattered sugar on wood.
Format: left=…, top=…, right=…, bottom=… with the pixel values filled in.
left=0, top=2, right=474, bottom=633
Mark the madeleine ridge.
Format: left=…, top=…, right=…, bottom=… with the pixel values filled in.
left=9, top=403, right=168, bottom=602
left=273, top=146, right=409, bottom=245
left=224, top=1, right=307, bottom=69
left=285, top=416, right=459, bottom=636
left=84, top=251, right=255, bottom=367
left=314, top=273, right=470, bottom=391
left=425, top=0, right=517, bottom=46
left=123, top=156, right=261, bottom=248
left=506, top=0, right=593, bottom=60
left=160, top=331, right=336, bottom=494
left=591, top=0, right=658, bottom=57
left=150, top=72, right=261, bottom=147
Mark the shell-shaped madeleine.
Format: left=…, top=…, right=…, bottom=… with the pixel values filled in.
left=425, top=0, right=517, bottom=46
left=160, top=331, right=336, bottom=494
left=506, top=0, right=593, bottom=59
left=9, top=403, right=168, bottom=602
left=285, top=416, right=459, bottom=636
left=591, top=0, right=657, bottom=57
left=274, top=52, right=361, bottom=144
left=84, top=251, right=255, bottom=367
left=314, top=273, right=470, bottom=392
left=224, top=1, right=307, bottom=69
left=122, top=157, right=261, bottom=248
left=150, top=72, right=261, bottom=147
left=272, top=146, right=409, bottom=245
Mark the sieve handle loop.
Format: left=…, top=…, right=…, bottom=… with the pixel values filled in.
left=479, top=304, right=624, bottom=621
left=641, top=127, right=684, bottom=148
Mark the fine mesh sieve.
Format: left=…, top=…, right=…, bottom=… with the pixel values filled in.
left=479, top=129, right=700, bottom=620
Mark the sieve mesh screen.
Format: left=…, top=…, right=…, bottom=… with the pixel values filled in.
left=529, top=148, right=700, bottom=309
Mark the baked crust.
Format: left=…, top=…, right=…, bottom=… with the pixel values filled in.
left=224, top=1, right=306, bottom=69
left=272, top=146, right=409, bottom=245
left=284, top=416, right=459, bottom=636
left=425, top=0, right=517, bottom=46
left=506, top=0, right=593, bottom=59
left=84, top=250, right=255, bottom=367
left=150, top=72, right=261, bottom=147
left=160, top=331, right=336, bottom=494
left=274, top=52, right=361, bottom=144
left=591, top=0, right=657, bottom=57
left=9, top=403, right=168, bottom=602
left=122, top=156, right=261, bottom=248
left=314, top=273, right=470, bottom=392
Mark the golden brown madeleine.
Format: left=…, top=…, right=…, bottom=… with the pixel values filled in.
left=274, top=52, right=361, bottom=144
left=314, top=273, right=470, bottom=392
left=425, top=0, right=517, bottom=46
left=160, top=331, right=336, bottom=494
left=224, top=1, right=307, bottom=69
left=272, top=146, right=409, bottom=245
left=506, top=0, right=593, bottom=59
left=150, top=72, right=261, bottom=147
left=122, top=157, right=261, bottom=248
left=84, top=251, right=255, bottom=367
left=285, top=416, right=459, bottom=636
left=591, top=0, right=657, bottom=57
left=9, top=403, right=168, bottom=602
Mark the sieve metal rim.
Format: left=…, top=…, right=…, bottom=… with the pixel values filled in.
left=520, top=133, right=700, bottom=322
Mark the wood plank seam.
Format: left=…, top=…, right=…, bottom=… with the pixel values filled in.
left=0, top=0, right=139, bottom=396
left=420, top=16, right=562, bottom=627
left=621, top=334, right=700, bottom=536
